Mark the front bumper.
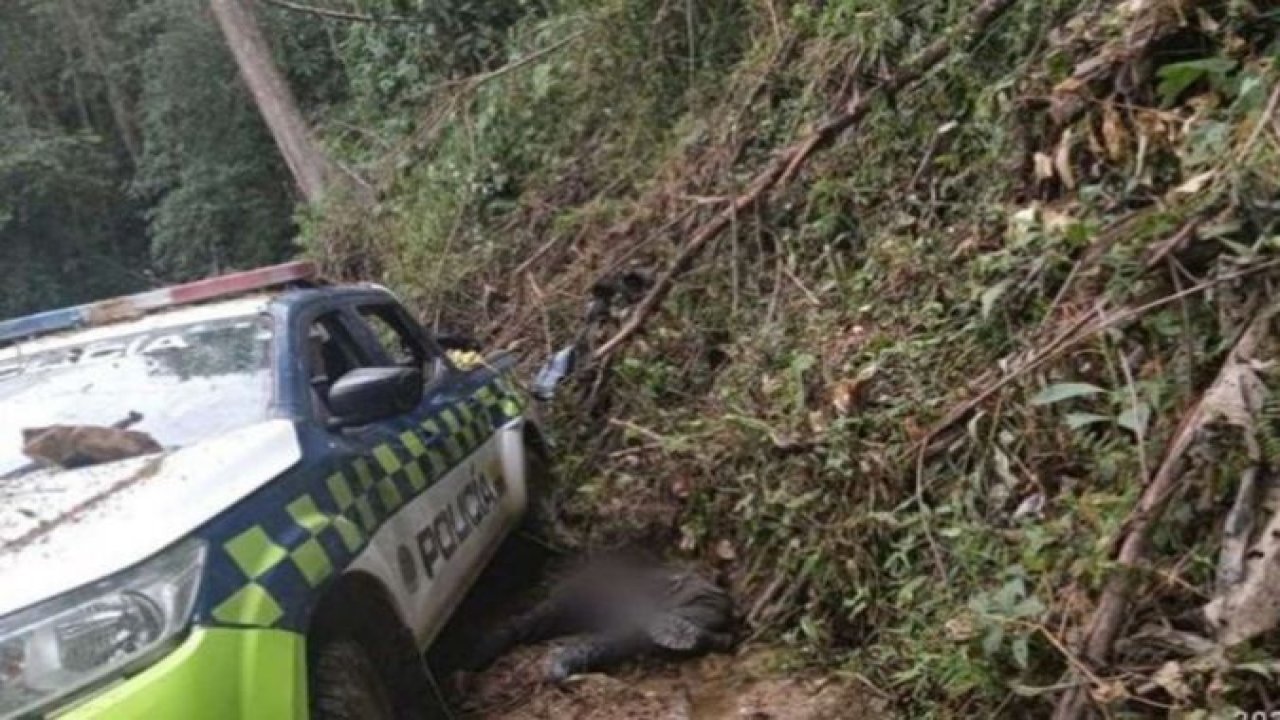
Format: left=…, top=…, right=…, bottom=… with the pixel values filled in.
left=54, top=627, right=307, bottom=720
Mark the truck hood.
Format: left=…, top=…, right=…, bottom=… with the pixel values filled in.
left=0, top=420, right=301, bottom=617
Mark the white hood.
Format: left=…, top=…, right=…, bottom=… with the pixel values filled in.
left=0, top=420, right=302, bottom=617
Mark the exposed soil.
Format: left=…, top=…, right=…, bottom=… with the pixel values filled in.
left=449, top=645, right=889, bottom=720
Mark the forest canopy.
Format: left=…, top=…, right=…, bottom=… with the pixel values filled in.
left=0, top=0, right=533, bottom=319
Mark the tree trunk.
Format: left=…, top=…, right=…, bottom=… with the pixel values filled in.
left=209, top=0, right=333, bottom=203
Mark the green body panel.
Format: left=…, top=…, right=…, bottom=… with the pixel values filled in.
left=56, top=628, right=307, bottom=720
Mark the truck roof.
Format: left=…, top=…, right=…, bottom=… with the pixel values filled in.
left=0, top=261, right=316, bottom=346
left=0, top=295, right=273, bottom=362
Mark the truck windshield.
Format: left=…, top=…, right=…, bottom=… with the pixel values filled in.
left=0, top=313, right=273, bottom=478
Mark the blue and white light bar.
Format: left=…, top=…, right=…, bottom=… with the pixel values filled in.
left=0, top=261, right=317, bottom=344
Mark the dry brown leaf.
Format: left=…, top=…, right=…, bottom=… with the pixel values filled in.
left=1033, top=152, right=1055, bottom=180
left=903, top=416, right=925, bottom=442
left=831, top=382, right=857, bottom=415
left=1100, top=104, right=1129, bottom=162
left=1203, top=508, right=1280, bottom=646
left=1090, top=678, right=1127, bottom=705
left=714, top=539, right=737, bottom=562
left=1042, top=207, right=1077, bottom=234
left=1172, top=170, right=1217, bottom=196
left=760, top=373, right=782, bottom=397
left=1051, top=76, right=1087, bottom=96
left=1200, top=359, right=1267, bottom=431
left=1054, top=128, right=1077, bottom=190
left=1151, top=661, right=1192, bottom=702
left=831, top=364, right=878, bottom=415
left=670, top=474, right=693, bottom=499
left=944, top=615, right=978, bottom=642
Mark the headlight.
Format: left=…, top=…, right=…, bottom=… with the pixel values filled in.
left=0, top=540, right=205, bottom=718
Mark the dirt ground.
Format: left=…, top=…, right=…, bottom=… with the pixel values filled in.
left=448, top=645, right=891, bottom=720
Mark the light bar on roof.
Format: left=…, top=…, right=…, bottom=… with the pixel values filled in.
left=0, top=260, right=317, bottom=344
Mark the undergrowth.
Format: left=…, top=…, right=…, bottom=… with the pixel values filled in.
left=304, top=0, right=1280, bottom=715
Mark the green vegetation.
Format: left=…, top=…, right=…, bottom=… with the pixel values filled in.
left=0, top=0, right=311, bottom=317
left=6, top=0, right=1280, bottom=716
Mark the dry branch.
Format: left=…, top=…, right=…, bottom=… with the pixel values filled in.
left=257, top=0, right=421, bottom=23
left=426, top=32, right=584, bottom=94
left=1052, top=302, right=1280, bottom=720
left=591, top=0, right=1020, bottom=361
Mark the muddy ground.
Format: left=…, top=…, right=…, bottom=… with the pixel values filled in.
left=450, top=645, right=889, bottom=720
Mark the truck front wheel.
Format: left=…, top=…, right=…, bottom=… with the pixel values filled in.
left=310, top=637, right=397, bottom=720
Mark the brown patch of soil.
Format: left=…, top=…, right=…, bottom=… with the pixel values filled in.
left=452, top=646, right=891, bottom=720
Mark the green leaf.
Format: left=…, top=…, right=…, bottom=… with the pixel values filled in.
left=1011, top=597, right=1046, bottom=618
left=1156, top=58, right=1237, bottom=107
left=982, top=625, right=1004, bottom=656
left=1011, top=634, right=1030, bottom=669
left=995, top=578, right=1025, bottom=608
left=980, top=280, right=1010, bottom=319
left=1117, top=402, right=1151, bottom=435
left=790, top=352, right=817, bottom=375
left=1065, top=412, right=1110, bottom=430
left=1031, top=382, right=1106, bottom=406
left=1236, top=662, right=1274, bottom=679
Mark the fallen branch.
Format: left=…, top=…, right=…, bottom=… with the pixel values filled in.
left=257, top=0, right=422, bottom=23
left=426, top=32, right=584, bottom=94
left=592, top=0, right=1020, bottom=360
left=1052, top=301, right=1280, bottom=720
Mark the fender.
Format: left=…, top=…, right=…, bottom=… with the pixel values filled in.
left=493, top=418, right=532, bottom=520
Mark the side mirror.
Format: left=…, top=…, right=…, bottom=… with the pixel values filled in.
left=327, top=367, right=423, bottom=428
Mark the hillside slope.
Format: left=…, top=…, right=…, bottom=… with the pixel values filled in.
left=308, top=1, right=1280, bottom=716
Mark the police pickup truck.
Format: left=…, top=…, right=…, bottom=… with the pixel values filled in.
left=0, top=262, right=548, bottom=719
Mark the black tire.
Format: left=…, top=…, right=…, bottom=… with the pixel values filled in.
left=310, top=638, right=397, bottom=720
left=308, top=605, right=446, bottom=720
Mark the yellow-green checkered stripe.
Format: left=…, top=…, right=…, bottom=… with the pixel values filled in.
left=206, top=375, right=525, bottom=630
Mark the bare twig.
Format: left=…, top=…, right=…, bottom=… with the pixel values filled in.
left=1240, top=81, right=1280, bottom=159
left=1117, top=345, right=1150, bottom=484
left=427, top=32, right=584, bottom=94
left=257, top=0, right=421, bottom=23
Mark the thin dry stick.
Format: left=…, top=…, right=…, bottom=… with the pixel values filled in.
left=1052, top=301, right=1280, bottom=720
left=426, top=32, right=584, bottom=94
left=1240, top=81, right=1280, bottom=159
left=592, top=0, right=1020, bottom=361
left=258, top=0, right=420, bottom=23
left=1117, top=345, right=1151, bottom=484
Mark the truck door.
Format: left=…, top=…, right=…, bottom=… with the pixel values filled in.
left=308, top=303, right=509, bottom=645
